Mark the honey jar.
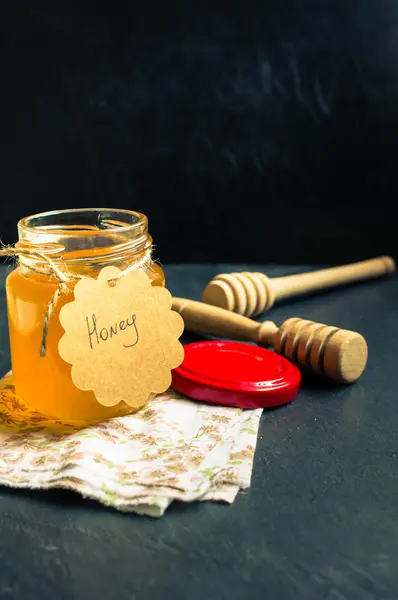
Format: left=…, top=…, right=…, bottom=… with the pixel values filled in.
left=5, top=208, right=165, bottom=423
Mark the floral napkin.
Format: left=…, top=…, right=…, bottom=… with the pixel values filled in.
left=0, top=374, right=262, bottom=517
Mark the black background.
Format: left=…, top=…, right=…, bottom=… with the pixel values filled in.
left=1, top=1, right=397, bottom=263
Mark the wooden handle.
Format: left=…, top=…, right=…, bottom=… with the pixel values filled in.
left=202, top=256, right=395, bottom=317
left=172, top=298, right=368, bottom=383
left=171, top=298, right=278, bottom=346
left=272, top=256, right=395, bottom=301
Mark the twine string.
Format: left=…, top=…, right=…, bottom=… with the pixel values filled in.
left=0, top=245, right=152, bottom=357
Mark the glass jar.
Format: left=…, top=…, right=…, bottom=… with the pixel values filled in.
left=6, top=208, right=165, bottom=423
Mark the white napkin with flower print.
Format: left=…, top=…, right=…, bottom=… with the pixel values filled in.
left=0, top=374, right=262, bottom=517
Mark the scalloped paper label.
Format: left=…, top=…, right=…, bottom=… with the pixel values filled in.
left=58, top=266, right=184, bottom=410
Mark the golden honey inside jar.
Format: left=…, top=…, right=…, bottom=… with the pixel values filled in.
left=6, top=208, right=165, bottom=423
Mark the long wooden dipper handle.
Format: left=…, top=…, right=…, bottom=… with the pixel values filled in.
left=171, top=297, right=278, bottom=346
left=172, top=298, right=368, bottom=383
left=271, top=255, right=395, bottom=301
left=202, top=256, right=395, bottom=317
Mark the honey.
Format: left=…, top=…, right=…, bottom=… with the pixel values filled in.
left=5, top=209, right=165, bottom=422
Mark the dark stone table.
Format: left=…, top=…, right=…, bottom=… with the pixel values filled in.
left=0, top=264, right=396, bottom=600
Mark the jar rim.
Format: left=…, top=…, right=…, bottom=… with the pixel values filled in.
left=17, top=208, right=151, bottom=266
left=18, top=207, right=147, bottom=237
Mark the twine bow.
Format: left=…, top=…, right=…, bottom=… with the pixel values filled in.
left=0, top=245, right=152, bottom=357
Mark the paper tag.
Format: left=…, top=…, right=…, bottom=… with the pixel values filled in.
left=58, top=266, right=184, bottom=410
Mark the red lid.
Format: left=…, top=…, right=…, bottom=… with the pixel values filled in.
left=171, top=341, right=301, bottom=409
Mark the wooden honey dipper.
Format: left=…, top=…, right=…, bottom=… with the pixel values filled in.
left=202, top=256, right=395, bottom=316
left=172, top=298, right=368, bottom=384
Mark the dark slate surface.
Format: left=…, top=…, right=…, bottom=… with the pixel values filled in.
left=0, top=263, right=397, bottom=600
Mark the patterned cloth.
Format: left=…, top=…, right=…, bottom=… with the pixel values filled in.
left=0, top=374, right=262, bottom=517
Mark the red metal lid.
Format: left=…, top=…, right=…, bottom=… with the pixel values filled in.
left=171, top=341, right=301, bottom=409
